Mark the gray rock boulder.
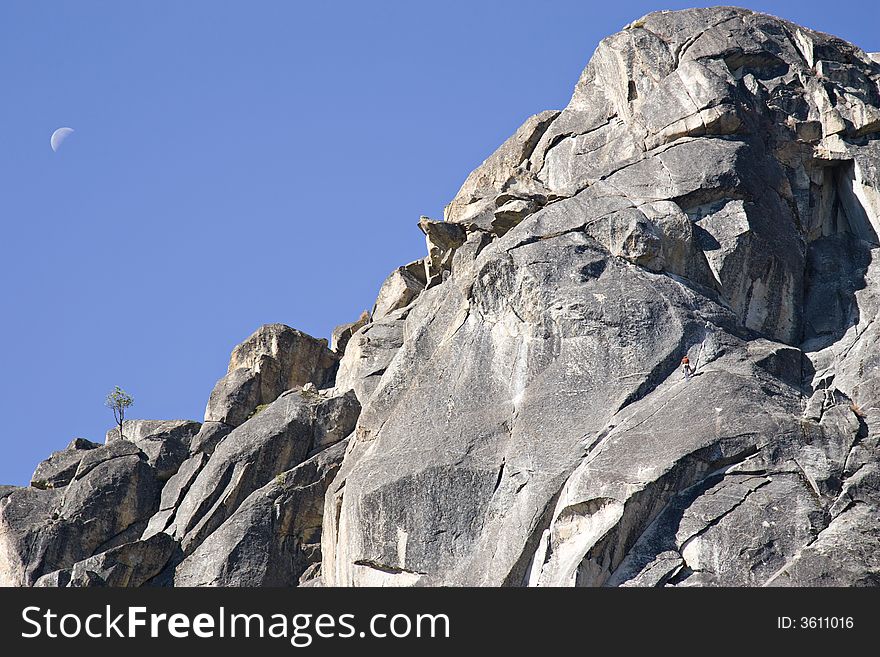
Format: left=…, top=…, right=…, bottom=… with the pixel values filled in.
left=173, top=439, right=348, bottom=586
left=203, top=323, right=339, bottom=431
left=187, top=420, right=232, bottom=456
left=445, top=110, right=560, bottom=232
left=33, top=533, right=177, bottom=588
left=372, top=266, right=425, bottom=320
left=418, top=217, right=467, bottom=284
left=0, top=487, right=61, bottom=586
left=203, top=367, right=262, bottom=427
left=141, top=451, right=209, bottom=541
left=165, top=388, right=359, bottom=556
left=1, top=440, right=160, bottom=585
left=331, top=311, right=370, bottom=353
left=228, top=323, right=338, bottom=398
left=138, top=421, right=233, bottom=542
left=106, top=420, right=200, bottom=481
left=334, top=307, right=408, bottom=405
left=30, top=438, right=101, bottom=490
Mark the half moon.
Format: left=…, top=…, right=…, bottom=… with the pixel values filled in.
left=50, top=127, right=74, bottom=152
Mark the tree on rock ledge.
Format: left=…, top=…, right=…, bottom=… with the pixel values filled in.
left=105, top=386, right=134, bottom=441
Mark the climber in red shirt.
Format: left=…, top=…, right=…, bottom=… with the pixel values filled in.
left=681, top=356, right=694, bottom=379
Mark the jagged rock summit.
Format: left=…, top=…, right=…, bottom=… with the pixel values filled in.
left=3, top=6, right=880, bottom=587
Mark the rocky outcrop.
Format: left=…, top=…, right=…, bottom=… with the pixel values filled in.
left=418, top=217, right=467, bottom=284
left=331, top=311, right=370, bottom=353
left=1, top=319, right=352, bottom=587
left=34, top=533, right=177, bottom=588
left=372, top=266, right=425, bottom=320
left=173, top=439, right=348, bottom=586
left=134, top=324, right=347, bottom=563
left=106, top=420, right=200, bottom=481
left=228, top=323, right=338, bottom=398
left=146, top=387, right=359, bottom=558
left=3, top=7, right=880, bottom=588
left=334, top=307, right=408, bottom=405
left=204, top=323, right=339, bottom=430
left=203, top=367, right=262, bottom=428
left=30, top=438, right=101, bottom=490
left=321, top=7, right=880, bottom=587
left=444, top=110, right=560, bottom=233
left=0, top=440, right=161, bottom=586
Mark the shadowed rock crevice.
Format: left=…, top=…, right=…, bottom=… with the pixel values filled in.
left=802, top=159, right=877, bottom=350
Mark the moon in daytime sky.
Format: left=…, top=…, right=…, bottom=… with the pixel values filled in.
left=50, top=127, right=74, bottom=152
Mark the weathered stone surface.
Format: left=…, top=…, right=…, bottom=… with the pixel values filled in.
left=141, top=451, right=209, bottom=541
left=0, top=487, right=61, bottom=586
left=188, top=420, right=233, bottom=456
left=445, top=110, right=560, bottom=230
left=34, top=533, right=177, bottom=588
left=492, top=197, right=541, bottom=236
left=323, top=232, right=749, bottom=586
left=418, top=217, right=467, bottom=283
left=204, top=367, right=261, bottom=427
left=7, top=7, right=880, bottom=589
left=331, top=311, right=370, bottom=353
left=334, top=307, right=408, bottom=405
left=105, top=420, right=195, bottom=445
left=372, top=266, right=425, bottom=320
left=766, top=504, right=880, bottom=586
left=106, top=420, right=200, bottom=482
left=310, top=391, right=361, bottom=453
left=229, top=323, right=338, bottom=397
left=1, top=440, right=160, bottom=585
left=167, top=388, right=359, bottom=556
left=173, top=439, right=348, bottom=586
left=31, top=569, right=70, bottom=587
left=402, top=258, right=429, bottom=287
left=139, top=421, right=233, bottom=543
left=204, top=324, right=339, bottom=429
left=30, top=438, right=101, bottom=490
left=320, top=8, right=880, bottom=587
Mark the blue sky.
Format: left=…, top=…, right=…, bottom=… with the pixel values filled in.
left=1, top=0, right=878, bottom=485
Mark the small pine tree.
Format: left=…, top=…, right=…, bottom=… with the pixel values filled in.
left=105, top=386, right=134, bottom=440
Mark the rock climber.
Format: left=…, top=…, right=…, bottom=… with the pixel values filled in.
left=681, top=355, right=694, bottom=379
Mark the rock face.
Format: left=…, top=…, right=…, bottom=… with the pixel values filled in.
left=106, top=420, right=201, bottom=482
left=3, top=7, right=880, bottom=587
left=419, top=217, right=468, bottom=284
left=144, top=387, right=359, bottom=560
left=334, top=307, right=409, bottom=405
left=0, top=440, right=161, bottom=586
left=204, top=323, right=339, bottom=429
left=372, top=266, right=425, bottom=320
left=444, top=110, right=560, bottom=232
left=331, top=311, right=370, bottom=353
left=173, top=439, right=348, bottom=586
left=30, top=438, right=101, bottom=490
left=34, top=533, right=177, bottom=588
left=321, top=7, right=880, bottom=587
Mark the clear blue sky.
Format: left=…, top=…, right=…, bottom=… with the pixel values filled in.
left=1, top=1, right=877, bottom=485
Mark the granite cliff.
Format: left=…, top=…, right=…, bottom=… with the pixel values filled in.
left=3, top=7, right=880, bottom=587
